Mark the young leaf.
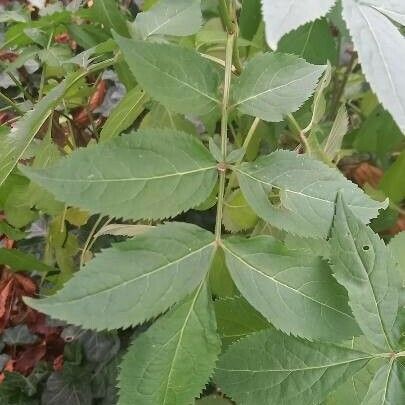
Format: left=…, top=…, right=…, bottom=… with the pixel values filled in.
left=342, top=0, right=405, bottom=133
left=0, top=73, right=81, bottom=187
left=0, top=248, right=56, bottom=273
left=232, top=53, right=325, bottom=122
left=99, top=87, right=148, bottom=142
left=234, top=150, right=386, bottom=238
left=90, top=0, right=129, bottom=37
left=361, top=360, right=405, bottom=405
left=222, top=235, right=360, bottom=341
left=134, top=0, right=202, bottom=39
left=260, top=0, right=337, bottom=49
left=330, top=194, right=400, bottom=351
left=324, top=104, right=349, bottom=160
left=118, top=282, right=221, bottom=405
left=114, top=35, right=221, bottom=115
left=278, top=18, right=338, bottom=65
left=214, top=296, right=269, bottom=348
left=24, top=223, right=215, bottom=330
left=215, top=328, right=371, bottom=405
left=21, top=129, right=218, bottom=221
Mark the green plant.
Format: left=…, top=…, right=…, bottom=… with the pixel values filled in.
left=1, top=0, right=404, bottom=404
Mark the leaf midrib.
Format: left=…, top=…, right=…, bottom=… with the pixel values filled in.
left=41, top=242, right=214, bottom=306
left=216, top=354, right=372, bottom=373
left=31, top=165, right=217, bottom=183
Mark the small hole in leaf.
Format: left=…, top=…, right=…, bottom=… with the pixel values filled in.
left=362, top=245, right=370, bottom=251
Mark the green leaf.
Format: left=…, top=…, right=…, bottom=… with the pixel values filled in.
left=90, top=0, right=129, bottom=37
left=284, top=234, right=331, bottom=259
left=389, top=232, right=405, bottom=287
left=352, top=106, right=403, bottom=157
left=215, top=328, right=371, bottom=405
left=361, top=360, right=405, bottom=405
left=365, top=1, right=405, bottom=26
left=0, top=73, right=81, bottom=187
left=239, top=0, right=262, bottom=41
left=24, top=223, right=215, bottom=330
left=214, top=296, right=269, bottom=348
left=323, top=105, right=349, bottom=161
left=222, top=235, right=359, bottom=340
left=235, top=150, right=386, bottom=238
left=21, top=129, right=218, bottom=221
left=278, top=18, right=338, bottom=65
left=223, top=190, right=258, bottom=233
left=330, top=194, right=400, bottom=351
left=196, top=396, right=231, bottom=404
left=118, top=282, right=221, bottom=405
left=342, top=0, right=405, bottom=133
left=134, top=0, right=202, bottom=39
left=0, top=248, right=55, bottom=273
left=379, top=151, right=405, bottom=204
left=232, top=53, right=325, bottom=122
left=100, top=87, right=148, bottom=142
left=261, top=0, right=337, bottom=49
left=114, top=35, right=221, bottom=115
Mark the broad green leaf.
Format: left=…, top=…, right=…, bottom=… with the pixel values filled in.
left=21, top=129, right=218, bottom=221
left=323, top=337, right=383, bottom=404
left=239, top=0, right=262, bottom=41
left=361, top=361, right=405, bottom=405
left=100, top=87, right=148, bottom=142
left=260, top=0, right=337, bottom=49
left=352, top=106, right=403, bottom=157
left=389, top=232, right=405, bottom=286
left=215, top=328, right=371, bottom=405
left=214, top=296, right=269, bottom=348
left=278, top=19, right=338, bottom=65
left=118, top=282, right=221, bottom=405
left=323, top=105, right=349, bottom=160
left=0, top=221, right=25, bottom=241
left=24, top=223, right=215, bottom=330
left=134, top=0, right=202, bottom=39
left=330, top=194, right=400, bottom=351
left=222, top=235, right=359, bottom=340
left=234, top=150, right=386, bottom=238
left=342, top=0, right=405, bottom=133
left=285, top=234, right=331, bottom=259
left=0, top=73, right=81, bottom=187
left=90, top=0, right=129, bottom=37
left=223, top=190, right=258, bottom=233
left=0, top=248, right=55, bottom=273
left=379, top=151, right=405, bottom=204
left=232, top=53, right=325, bottom=122
left=209, top=249, right=237, bottom=299
left=114, top=35, right=221, bottom=115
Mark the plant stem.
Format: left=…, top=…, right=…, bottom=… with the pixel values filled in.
left=218, top=0, right=234, bottom=34
left=0, top=90, right=24, bottom=115
left=225, top=117, right=261, bottom=196
left=287, top=113, right=311, bottom=153
left=80, top=215, right=104, bottom=268
left=215, top=7, right=235, bottom=243
left=329, top=52, right=357, bottom=120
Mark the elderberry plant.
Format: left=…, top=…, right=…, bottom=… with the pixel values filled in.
left=1, top=0, right=404, bottom=404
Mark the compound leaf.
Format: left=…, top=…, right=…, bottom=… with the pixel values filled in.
left=22, top=129, right=218, bottom=221
left=134, top=0, right=202, bottom=39
left=330, top=194, right=400, bottom=351
left=118, top=282, right=221, bottom=405
left=260, top=0, right=337, bottom=49
left=222, top=235, right=360, bottom=341
left=342, top=0, right=405, bottom=133
left=232, top=53, right=325, bottom=122
left=215, top=328, right=371, bottom=405
left=24, top=223, right=215, bottom=331
left=114, top=35, right=221, bottom=115
left=235, top=150, right=386, bottom=238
